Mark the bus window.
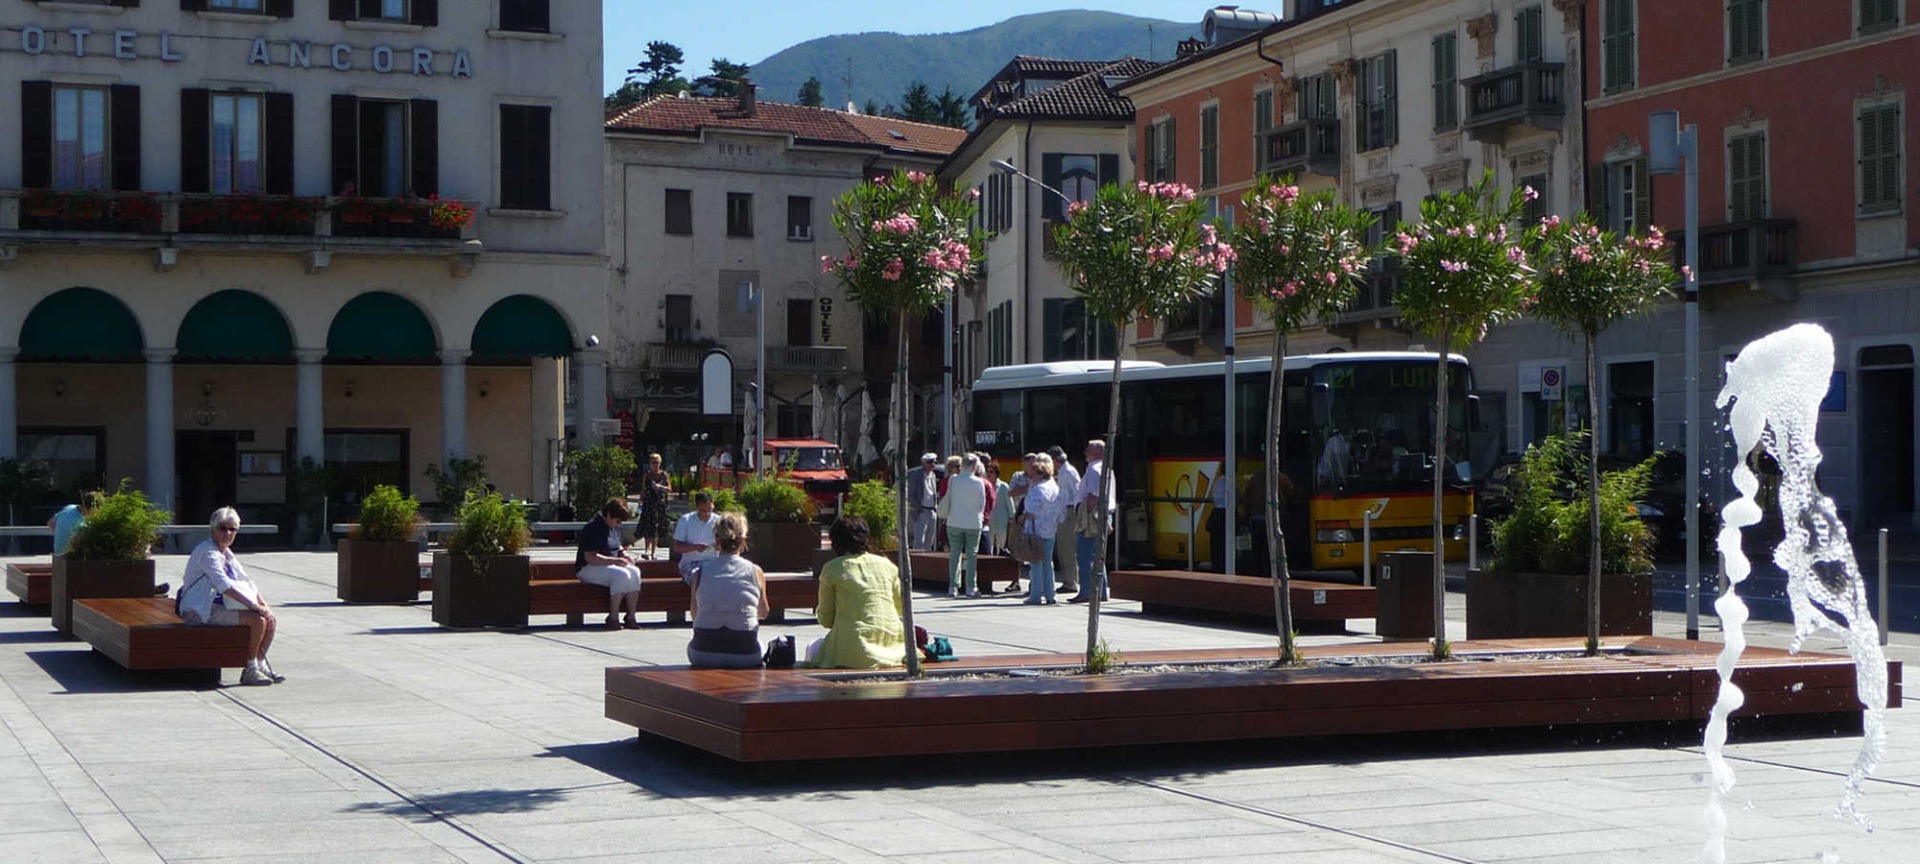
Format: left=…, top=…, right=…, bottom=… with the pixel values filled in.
left=1028, top=389, right=1072, bottom=456
left=973, top=391, right=1022, bottom=460
left=1312, top=360, right=1469, bottom=495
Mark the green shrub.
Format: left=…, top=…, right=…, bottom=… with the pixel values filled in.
left=699, top=487, right=743, bottom=515
left=66, top=480, right=171, bottom=561
left=424, top=455, right=489, bottom=507
left=446, top=491, right=530, bottom=558
left=844, top=479, right=897, bottom=551
left=564, top=446, right=636, bottom=513
left=352, top=484, right=420, bottom=542
left=1490, top=433, right=1655, bottom=576
left=738, top=477, right=811, bottom=523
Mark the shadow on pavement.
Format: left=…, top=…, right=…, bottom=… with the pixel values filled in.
left=27, top=649, right=223, bottom=693
left=344, top=786, right=575, bottom=819
left=0, top=628, right=67, bottom=645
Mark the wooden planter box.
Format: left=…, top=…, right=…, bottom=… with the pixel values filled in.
left=1465, top=569, right=1653, bottom=640
left=750, top=522, right=822, bottom=574
left=431, top=553, right=530, bottom=628
left=52, top=556, right=156, bottom=638
left=337, top=539, right=422, bottom=603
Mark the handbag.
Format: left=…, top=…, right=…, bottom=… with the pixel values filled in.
left=762, top=635, right=796, bottom=669
left=1008, top=523, right=1045, bottom=564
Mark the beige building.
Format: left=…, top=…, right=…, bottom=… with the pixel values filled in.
left=603, top=91, right=963, bottom=470
left=1, top=0, right=606, bottom=529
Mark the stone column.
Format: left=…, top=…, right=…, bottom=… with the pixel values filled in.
left=145, top=349, right=176, bottom=512
left=294, top=349, right=326, bottom=469
left=440, top=349, right=469, bottom=461
left=529, top=356, right=562, bottom=502
left=0, top=347, right=16, bottom=461
left=575, top=349, right=609, bottom=442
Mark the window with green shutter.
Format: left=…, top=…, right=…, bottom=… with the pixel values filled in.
left=1253, top=89, right=1274, bottom=166
left=1602, top=0, right=1636, bottom=93
left=1516, top=6, right=1544, bottom=64
left=1859, top=103, right=1902, bottom=214
left=1301, top=73, right=1335, bottom=121
left=1432, top=32, right=1458, bottom=130
left=1859, top=0, right=1899, bottom=35
left=1727, top=133, right=1768, bottom=221
left=1200, top=104, right=1219, bottom=188
left=1357, top=50, right=1397, bottom=151
left=1728, top=0, right=1765, bottom=66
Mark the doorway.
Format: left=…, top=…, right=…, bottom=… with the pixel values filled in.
left=1859, top=344, right=1915, bottom=530
left=176, top=431, right=239, bottom=526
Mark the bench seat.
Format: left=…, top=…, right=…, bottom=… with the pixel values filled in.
left=6, top=561, right=52, bottom=605
left=907, top=552, right=1019, bottom=592
left=527, top=569, right=818, bottom=627
left=71, top=597, right=251, bottom=671
left=1109, top=570, right=1377, bottom=624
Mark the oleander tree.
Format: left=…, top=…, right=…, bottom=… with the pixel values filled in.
left=1390, top=171, right=1538, bottom=659
left=825, top=168, right=980, bottom=677
left=1531, top=215, right=1678, bottom=654
left=1230, top=176, right=1378, bottom=664
left=1053, top=180, right=1234, bottom=671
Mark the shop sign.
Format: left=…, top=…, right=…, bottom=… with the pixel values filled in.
left=12, top=24, right=473, bottom=77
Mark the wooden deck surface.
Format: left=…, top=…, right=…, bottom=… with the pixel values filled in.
left=606, top=637, right=1902, bottom=762
left=1110, top=569, right=1376, bottom=622
left=71, top=597, right=251, bottom=671
left=6, top=561, right=52, bottom=605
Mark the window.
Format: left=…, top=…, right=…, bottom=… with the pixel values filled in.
left=191, top=0, right=295, bottom=15
left=212, top=0, right=264, bottom=10
left=1147, top=118, right=1176, bottom=182
left=1606, top=360, right=1654, bottom=458
left=664, top=294, right=692, bottom=342
left=211, top=93, right=264, bottom=195
left=1357, top=202, right=1403, bottom=311
left=323, top=431, right=408, bottom=507
left=1041, top=153, right=1116, bottom=221
left=1254, top=88, right=1274, bottom=162
left=1728, top=0, right=1765, bottom=65
left=1728, top=132, right=1768, bottom=221
left=329, top=0, right=437, bottom=26
left=1356, top=51, right=1397, bottom=152
left=331, top=95, right=437, bottom=197
left=16, top=429, right=104, bottom=493
left=53, top=86, right=109, bottom=191
left=1602, top=0, right=1636, bottom=93
left=1592, top=157, right=1651, bottom=234
left=664, top=188, right=691, bottom=235
left=1860, top=0, right=1900, bottom=34
left=1301, top=73, right=1336, bottom=121
left=786, top=299, right=813, bottom=346
left=1042, top=298, right=1117, bottom=362
left=1432, top=32, right=1458, bottom=130
left=1516, top=5, right=1544, bottom=63
left=366, top=0, right=407, bottom=20
left=988, top=300, right=1013, bottom=367
left=499, top=104, right=551, bottom=210
left=1518, top=172, right=1548, bottom=225
left=787, top=195, right=812, bottom=240
left=1199, top=103, right=1220, bottom=188
left=499, top=0, right=549, bottom=33
left=726, top=192, right=753, bottom=237
left=1859, top=103, right=1902, bottom=215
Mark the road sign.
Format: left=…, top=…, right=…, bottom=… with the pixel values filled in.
left=1540, top=366, right=1564, bottom=402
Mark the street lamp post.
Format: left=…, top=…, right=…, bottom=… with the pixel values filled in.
left=1649, top=111, right=1703, bottom=640
left=740, top=280, right=766, bottom=475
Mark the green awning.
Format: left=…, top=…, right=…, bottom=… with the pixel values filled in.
left=176, top=290, right=294, bottom=362
left=470, top=295, right=573, bottom=362
left=327, top=292, right=438, bottom=361
left=19, top=287, right=145, bottom=361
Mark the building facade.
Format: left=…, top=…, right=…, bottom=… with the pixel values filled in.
left=1, top=0, right=607, bottom=525
left=603, top=92, right=963, bottom=472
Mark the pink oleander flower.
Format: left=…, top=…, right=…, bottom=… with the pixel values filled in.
left=968, top=188, right=982, bottom=200
left=1680, top=264, right=1695, bottom=282
left=1147, top=243, right=1176, bottom=264
left=1269, top=183, right=1300, bottom=202
left=1541, top=214, right=1562, bottom=230
left=821, top=255, right=834, bottom=274
left=1322, top=271, right=1339, bottom=285
left=1463, top=223, right=1478, bottom=238
left=906, top=171, right=930, bottom=184
left=1067, top=200, right=1088, bottom=216
left=1506, top=246, right=1526, bottom=265
left=881, top=257, right=905, bottom=281
left=1572, top=245, right=1594, bottom=264
left=1520, top=295, right=1538, bottom=311
left=1634, top=259, right=1653, bottom=275
left=1440, top=259, right=1467, bottom=273
left=1394, top=232, right=1417, bottom=255
left=1277, top=244, right=1291, bottom=256
left=1522, top=186, right=1540, bottom=202
left=1200, top=223, right=1218, bottom=245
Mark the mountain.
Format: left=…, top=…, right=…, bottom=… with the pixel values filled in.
left=746, top=10, right=1200, bottom=114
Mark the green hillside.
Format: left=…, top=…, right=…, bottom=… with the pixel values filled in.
left=748, top=10, right=1199, bottom=113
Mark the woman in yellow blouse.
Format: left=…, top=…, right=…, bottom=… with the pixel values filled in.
left=808, top=517, right=907, bottom=669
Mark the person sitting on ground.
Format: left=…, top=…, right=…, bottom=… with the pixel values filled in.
left=576, top=499, right=644, bottom=630
left=48, top=490, right=102, bottom=556
left=808, top=517, right=906, bottom=669
left=685, top=513, right=769, bottom=669
left=178, top=507, right=282, bottom=687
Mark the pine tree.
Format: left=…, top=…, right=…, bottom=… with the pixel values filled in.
left=934, top=86, right=969, bottom=128
left=700, top=58, right=752, bottom=98
left=797, top=77, right=825, bottom=107
left=898, top=81, right=937, bottom=123
left=626, top=41, right=690, bottom=101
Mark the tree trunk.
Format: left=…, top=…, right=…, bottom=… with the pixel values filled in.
left=1268, top=327, right=1296, bottom=663
left=1085, top=322, right=1126, bottom=668
left=1431, top=330, right=1454, bottom=656
left=1585, top=332, right=1601, bottom=655
left=895, top=309, right=921, bottom=676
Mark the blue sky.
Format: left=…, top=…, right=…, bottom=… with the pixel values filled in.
left=601, top=2, right=1203, bottom=94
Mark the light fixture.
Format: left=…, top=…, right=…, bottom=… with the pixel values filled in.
left=344, top=378, right=356, bottom=398
left=478, top=380, right=491, bottom=399
left=52, top=378, right=65, bottom=398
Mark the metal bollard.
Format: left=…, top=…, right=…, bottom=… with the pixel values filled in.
left=1361, top=499, right=1387, bottom=587
left=1880, top=528, right=1890, bottom=647
left=1468, top=514, right=1479, bottom=571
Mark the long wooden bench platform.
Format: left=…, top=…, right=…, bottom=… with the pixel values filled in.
left=524, top=558, right=817, bottom=627
left=71, top=597, right=250, bottom=672
left=1110, top=569, right=1376, bottom=625
left=606, top=636, right=1903, bottom=762
left=6, top=561, right=52, bottom=605
left=907, top=552, right=1020, bottom=593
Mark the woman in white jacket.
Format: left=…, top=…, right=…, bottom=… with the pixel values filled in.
left=938, top=453, right=989, bottom=598
left=178, top=507, right=281, bottom=686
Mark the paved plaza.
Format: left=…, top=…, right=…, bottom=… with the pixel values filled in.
left=1, top=549, right=1916, bottom=864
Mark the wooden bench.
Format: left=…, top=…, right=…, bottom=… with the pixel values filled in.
left=523, top=558, right=817, bottom=627
left=1109, top=570, right=1377, bottom=626
left=71, top=597, right=251, bottom=674
left=907, top=552, right=1020, bottom=593
left=6, top=561, right=52, bottom=605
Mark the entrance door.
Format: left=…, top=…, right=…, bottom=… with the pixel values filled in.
left=1859, top=345, right=1915, bottom=530
left=176, top=431, right=239, bottom=525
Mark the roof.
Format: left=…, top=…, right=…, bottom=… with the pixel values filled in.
left=1120, top=0, right=1382, bottom=92
left=986, top=57, right=1159, bottom=122
left=606, top=95, right=964, bottom=158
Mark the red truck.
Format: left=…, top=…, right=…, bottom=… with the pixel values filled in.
left=698, top=438, right=850, bottom=518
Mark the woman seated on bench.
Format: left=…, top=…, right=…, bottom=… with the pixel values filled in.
left=807, top=517, right=906, bottom=669
left=577, top=499, right=645, bottom=630
left=685, top=513, right=770, bottom=668
left=178, top=507, right=282, bottom=687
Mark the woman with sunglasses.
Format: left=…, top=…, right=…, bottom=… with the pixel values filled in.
left=178, top=507, right=281, bottom=686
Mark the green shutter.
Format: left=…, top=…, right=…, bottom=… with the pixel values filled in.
left=1433, top=33, right=1457, bottom=130
left=1589, top=163, right=1611, bottom=227
left=1633, top=156, right=1652, bottom=230
left=1861, top=104, right=1901, bottom=212
left=1518, top=6, right=1543, bottom=63
left=1383, top=50, right=1398, bottom=146
left=1729, top=134, right=1767, bottom=221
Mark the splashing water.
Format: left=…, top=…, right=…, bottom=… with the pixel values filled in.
left=1702, top=324, right=1889, bottom=864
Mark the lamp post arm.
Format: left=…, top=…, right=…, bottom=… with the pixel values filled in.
left=991, top=160, right=1075, bottom=209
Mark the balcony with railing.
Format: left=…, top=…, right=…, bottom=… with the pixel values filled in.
left=0, top=189, right=481, bottom=270
left=1259, top=118, right=1341, bottom=178
left=1461, top=62, right=1565, bottom=142
left=1669, top=218, right=1798, bottom=300
left=773, top=345, right=848, bottom=374
left=1159, top=294, right=1227, bottom=357
left=1330, top=259, right=1403, bottom=331
left=643, top=343, right=706, bottom=371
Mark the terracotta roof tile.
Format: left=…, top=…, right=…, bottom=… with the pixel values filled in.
left=606, top=95, right=963, bottom=157
left=841, top=113, right=969, bottom=155
left=988, top=58, right=1158, bottom=121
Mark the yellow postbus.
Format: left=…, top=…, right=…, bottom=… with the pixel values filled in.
left=970, top=352, right=1501, bottom=577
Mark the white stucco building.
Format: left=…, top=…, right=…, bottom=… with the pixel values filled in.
left=1, top=0, right=606, bottom=528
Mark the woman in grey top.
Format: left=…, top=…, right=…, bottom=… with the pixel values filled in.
left=685, top=513, right=770, bottom=668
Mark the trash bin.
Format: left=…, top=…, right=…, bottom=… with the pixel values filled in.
left=1375, top=551, right=1436, bottom=640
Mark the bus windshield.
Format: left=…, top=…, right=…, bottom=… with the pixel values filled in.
left=1311, top=360, right=1469, bottom=495
left=774, top=447, right=842, bottom=471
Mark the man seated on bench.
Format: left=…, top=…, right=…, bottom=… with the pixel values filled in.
left=178, top=507, right=283, bottom=686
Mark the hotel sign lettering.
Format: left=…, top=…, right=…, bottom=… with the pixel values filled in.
left=12, top=25, right=473, bottom=77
